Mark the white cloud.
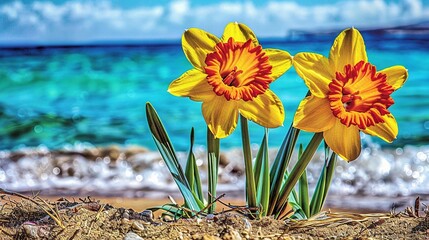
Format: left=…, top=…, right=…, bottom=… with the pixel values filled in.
left=168, top=0, right=189, bottom=24
left=0, top=0, right=428, bottom=44
left=402, top=0, right=423, bottom=17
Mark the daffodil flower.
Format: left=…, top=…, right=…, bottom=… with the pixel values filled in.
left=169, top=22, right=292, bottom=138
left=293, top=28, right=408, bottom=161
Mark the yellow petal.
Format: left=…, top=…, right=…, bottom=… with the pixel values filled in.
left=239, top=90, right=284, bottom=128
left=265, top=49, right=292, bottom=80
left=293, top=95, right=336, bottom=132
left=329, top=28, right=368, bottom=70
left=379, top=66, right=408, bottom=90
left=182, top=28, right=220, bottom=70
left=362, top=114, right=398, bottom=142
left=202, top=97, right=238, bottom=138
left=221, top=22, right=259, bottom=46
left=324, top=120, right=361, bottom=162
left=168, top=69, right=215, bottom=102
left=293, top=52, right=333, bottom=98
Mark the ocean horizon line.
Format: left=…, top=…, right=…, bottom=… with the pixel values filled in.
left=1, top=21, right=428, bottom=49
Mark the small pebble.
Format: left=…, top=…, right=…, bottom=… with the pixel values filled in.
left=202, top=236, right=221, bottom=240
left=124, top=231, right=143, bottom=240
left=121, top=218, right=130, bottom=225
left=132, top=221, right=145, bottom=231
left=222, top=227, right=242, bottom=240
left=242, top=218, right=252, bottom=231
left=162, top=215, right=174, bottom=222
left=23, top=223, right=38, bottom=238
left=22, top=222, right=49, bottom=238
left=122, top=212, right=130, bottom=219
left=140, top=209, right=153, bottom=219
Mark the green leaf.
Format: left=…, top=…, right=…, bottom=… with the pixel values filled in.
left=145, top=103, right=202, bottom=212
left=185, top=128, right=205, bottom=203
left=185, top=129, right=196, bottom=191
left=267, top=125, right=300, bottom=216
left=309, top=167, right=326, bottom=216
left=147, top=204, right=189, bottom=220
left=271, top=178, right=305, bottom=220
left=254, top=129, right=270, bottom=217
left=309, top=143, right=329, bottom=216
left=297, top=144, right=310, bottom=218
left=274, top=132, right=323, bottom=215
left=272, top=170, right=300, bottom=219
left=240, top=116, right=257, bottom=217
left=310, top=149, right=337, bottom=216
left=253, top=130, right=265, bottom=186
left=288, top=201, right=307, bottom=220
left=207, top=128, right=220, bottom=214
left=323, top=152, right=337, bottom=201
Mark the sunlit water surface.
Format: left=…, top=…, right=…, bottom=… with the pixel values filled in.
left=0, top=30, right=428, bottom=211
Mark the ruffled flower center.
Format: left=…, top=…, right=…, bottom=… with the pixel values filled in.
left=204, top=37, right=273, bottom=101
left=328, top=61, right=394, bottom=129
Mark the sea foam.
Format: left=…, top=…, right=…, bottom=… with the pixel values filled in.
left=0, top=138, right=428, bottom=211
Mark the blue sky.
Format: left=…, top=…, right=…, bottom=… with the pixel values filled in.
left=1, top=0, right=428, bottom=44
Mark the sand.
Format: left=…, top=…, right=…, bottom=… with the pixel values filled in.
left=1, top=193, right=428, bottom=239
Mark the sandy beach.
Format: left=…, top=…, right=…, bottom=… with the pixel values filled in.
left=1, top=193, right=428, bottom=239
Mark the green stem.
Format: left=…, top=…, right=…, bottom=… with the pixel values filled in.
left=207, top=127, right=220, bottom=214
left=274, top=132, right=323, bottom=215
left=298, top=143, right=310, bottom=218
left=256, top=128, right=270, bottom=216
left=240, top=115, right=257, bottom=215
left=267, top=125, right=300, bottom=216
left=317, top=152, right=337, bottom=214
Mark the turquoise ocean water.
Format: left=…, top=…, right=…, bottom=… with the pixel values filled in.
left=1, top=31, right=428, bottom=151
left=1, top=30, right=429, bottom=210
